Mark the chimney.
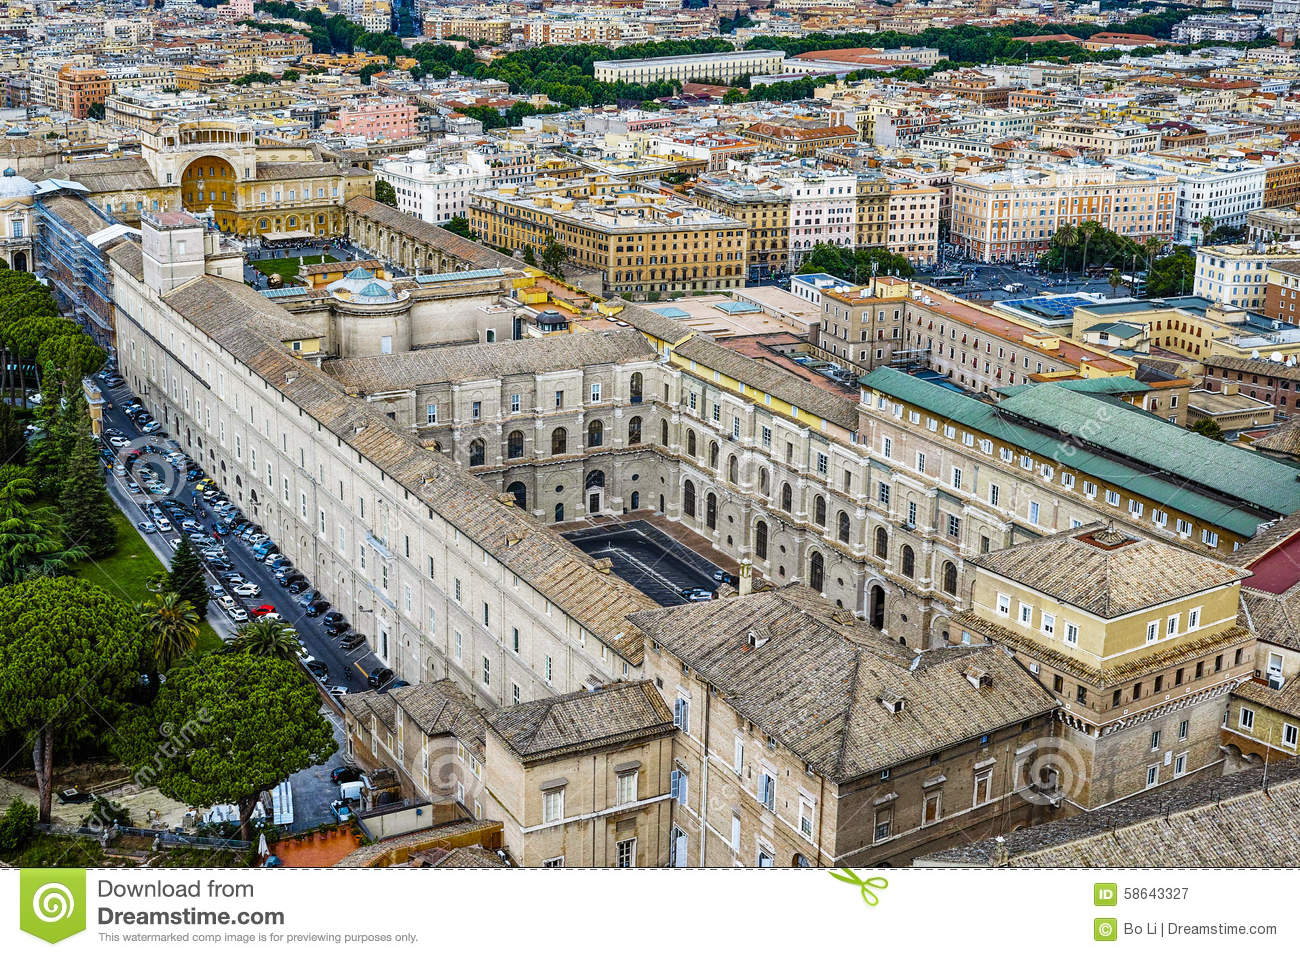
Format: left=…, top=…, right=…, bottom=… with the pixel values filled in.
left=738, top=558, right=752, bottom=595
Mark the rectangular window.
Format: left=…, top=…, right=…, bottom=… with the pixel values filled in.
left=1040, top=612, right=1055, bottom=637
left=734, top=738, right=744, bottom=773
left=878, top=482, right=890, bottom=506
left=1188, top=607, right=1201, bottom=630
left=1150, top=730, right=1161, bottom=751
left=673, top=696, right=690, bottom=733
left=1178, top=719, right=1189, bottom=741
left=1167, top=614, right=1179, bottom=637
left=1240, top=707, right=1255, bottom=731
left=947, top=514, right=961, bottom=538
left=1064, top=622, right=1079, bottom=646
left=1028, top=501, right=1040, bottom=525
left=874, top=805, right=892, bottom=843
left=882, top=436, right=893, bottom=458
left=509, top=394, right=520, bottom=413
left=1174, top=753, right=1187, bottom=776
left=482, top=656, right=490, bottom=687
left=731, top=814, right=741, bottom=852
left=989, top=483, right=1000, bottom=507
left=670, top=769, right=688, bottom=806
left=1146, top=764, right=1159, bottom=788
left=996, top=593, right=1011, bottom=617
left=1146, top=621, right=1159, bottom=644
left=544, top=655, right=552, bottom=684
left=1019, top=602, right=1033, bottom=626
left=616, top=770, right=638, bottom=806
left=757, top=770, right=775, bottom=811
left=799, top=797, right=815, bottom=837
left=973, top=769, right=992, bottom=805
left=916, top=451, right=926, bottom=473
left=590, top=382, right=602, bottom=403
left=1285, top=724, right=1299, bottom=749
left=816, top=452, right=828, bottom=475
left=542, top=787, right=564, bottom=823
left=951, top=467, right=962, bottom=490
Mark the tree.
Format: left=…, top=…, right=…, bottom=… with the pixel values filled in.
left=86, top=102, right=106, bottom=121
left=540, top=238, right=568, bottom=278
left=59, top=424, right=117, bottom=558
left=1146, top=247, right=1196, bottom=298
left=129, top=653, right=336, bottom=840
left=521, top=244, right=537, bottom=266
left=0, top=798, right=37, bottom=854
left=281, top=69, right=300, bottom=82
left=1109, top=268, right=1123, bottom=298
left=232, top=617, right=300, bottom=659
left=1190, top=418, right=1225, bottom=442
left=135, top=592, right=200, bottom=694
left=0, top=468, right=86, bottom=584
left=166, top=537, right=208, bottom=618
left=1078, top=220, right=1099, bottom=277
left=1199, top=214, right=1215, bottom=244
left=1051, top=223, right=1078, bottom=277
left=374, top=179, right=397, bottom=207
left=0, top=402, right=24, bottom=465
left=359, top=63, right=383, bottom=85
left=0, top=577, right=145, bottom=822
left=444, top=216, right=475, bottom=240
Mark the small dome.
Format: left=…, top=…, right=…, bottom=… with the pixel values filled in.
left=358, top=281, right=390, bottom=298
left=345, top=266, right=374, bottom=280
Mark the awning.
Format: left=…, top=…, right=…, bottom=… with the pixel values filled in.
left=261, top=230, right=315, bottom=242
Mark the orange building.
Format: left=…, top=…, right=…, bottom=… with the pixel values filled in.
left=57, top=66, right=111, bottom=119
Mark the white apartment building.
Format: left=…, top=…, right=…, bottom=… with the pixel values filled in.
left=886, top=184, right=940, bottom=266
left=1193, top=243, right=1300, bottom=310
left=1110, top=155, right=1267, bottom=243
left=783, top=169, right=858, bottom=265
left=376, top=150, right=492, bottom=225
left=593, top=50, right=785, bottom=85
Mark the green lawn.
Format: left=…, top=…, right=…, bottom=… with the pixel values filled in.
left=253, top=253, right=337, bottom=284
left=73, top=510, right=222, bottom=654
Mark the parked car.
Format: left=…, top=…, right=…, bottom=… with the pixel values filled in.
left=330, top=766, right=361, bottom=785
left=325, top=620, right=350, bottom=637
left=287, top=580, right=311, bottom=595
left=136, top=521, right=157, bottom=533
left=330, top=801, right=353, bottom=823
left=250, top=604, right=277, bottom=618
left=305, top=660, right=329, bottom=679
left=305, top=600, right=330, bottom=618
left=126, top=482, right=142, bottom=495
left=326, top=685, right=349, bottom=698
left=681, top=587, right=713, bottom=602
left=339, top=632, right=366, bottom=651
left=226, top=606, right=248, bottom=623
left=367, top=667, right=394, bottom=689
left=232, top=582, right=261, bottom=597
left=322, top=611, right=346, bottom=626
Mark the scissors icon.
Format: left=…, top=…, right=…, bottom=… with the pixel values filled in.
left=829, top=868, right=889, bottom=906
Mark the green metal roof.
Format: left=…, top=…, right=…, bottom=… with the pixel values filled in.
left=1085, top=322, right=1144, bottom=339
left=996, top=378, right=1152, bottom=399
left=860, top=368, right=1294, bottom=537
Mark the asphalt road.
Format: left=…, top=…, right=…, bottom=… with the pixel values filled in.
left=97, top=379, right=383, bottom=698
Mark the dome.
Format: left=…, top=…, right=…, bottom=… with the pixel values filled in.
left=0, top=171, right=35, bottom=199
left=358, top=281, right=391, bottom=299
left=326, top=268, right=403, bottom=305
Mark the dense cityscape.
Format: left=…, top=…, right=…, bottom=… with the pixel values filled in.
left=0, top=0, right=1299, bottom=873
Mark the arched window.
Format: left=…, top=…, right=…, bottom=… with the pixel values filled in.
left=683, top=480, right=696, bottom=518
left=759, top=468, right=769, bottom=495
left=630, top=491, right=639, bottom=509
left=554, top=502, right=564, bottom=522
left=709, top=442, right=719, bottom=469
left=809, top=551, right=825, bottom=592
left=628, top=416, right=642, bottom=444
left=687, top=430, right=696, bottom=457
left=507, top=430, right=524, bottom=459
left=874, top=526, right=888, bottom=559
left=814, top=495, right=826, bottom=527
left=781, top=483, right=793, bottom=512
left=551, top=427, right=567, bottom=455
left=838, top=511, right=851, bottom=543
left=507, top=481, right=527, bottom=510
left=901, top=545, right=915, bottom=578
left=706, top=493, right=717, bottom=529
left=661, top=419, right=669, bottom=445
left=755, top=520, right=768, bottom=559
left=942, top=561, right=958, bottom=595
left=469, top=438, right=485, bottom=467
left=630, top=371, right=643, bottom=403
left=587, top=420, right=604, bottom=447
left=728, top=455, right=738, bottom=484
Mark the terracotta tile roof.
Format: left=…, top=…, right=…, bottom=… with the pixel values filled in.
left=629, top=588, right=1055, bottom=782
left=391, top=679, right=487, bottom=753
left=922, top=762, right=1300, bottom=866
left=345, top=195, right=526, bottom=272
left=484, top=680, right=675, bottom=765
left=968, top=522, right=1248, bottom=618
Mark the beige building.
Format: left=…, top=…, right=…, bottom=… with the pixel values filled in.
left=953, top=523, right=1256, bottom=809
left=1036, top=120, right=1162, bottom=156
left=951, top=165, right=1176, bottom=263
left=592, top=50, right=785, bottom=85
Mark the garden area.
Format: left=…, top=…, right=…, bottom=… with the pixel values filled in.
left=253, top=253, right=337, bottom=284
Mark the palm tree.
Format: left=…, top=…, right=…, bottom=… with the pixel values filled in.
left=1108, top=269, right=1123, bottom=298
left=1199, top=214, right=1215, bottom=245
left=1078, top=221, right=1099, bottom=280
left=1052, top=223, right=1078, bottom=279
left=232, top=618, right=300, bottom=660
left=136, top=592, right=200, bottom=694
left=1143, top=236, right=1164, bottom=276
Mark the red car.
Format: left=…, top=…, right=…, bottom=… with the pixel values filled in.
left=250, top=604, right=277, bottom=618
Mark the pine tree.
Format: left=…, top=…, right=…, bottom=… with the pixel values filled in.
left=167, top=537, right=208, bottom=618
left=58, top=422, right=117, bottom=559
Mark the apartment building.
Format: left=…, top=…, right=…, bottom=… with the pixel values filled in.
left=816, top=276, right=911, bottom=367
left=469, top=176, right=748, bottom=298
left=1036, top=120, right=1162, bottom=157
left=1111, top=155, right=1267, bottom=243
left=422, top=17, right=511, bottom=44
left=953, top=523, right=1256, bottom=809
left=1203, top=354, right=1300, bottom=412
left=331, top=98, right=419, bottom=141
left=1194, top=243, right=1300, bottom=310
left=375, top=150, right=491, bottom=225
left=886, top=183, right=940, bottom=266
left=784, top=167, right=858, bottom=264
left=951, top=164, right=1175, bottom=263
left=57, top=66, right=111, bottom=118
left=742, top=121, right=858, bottom=158
left=690, top=175, right=790, bottom=281
left=592, top=50, right=785, bottom=85
left=633, top=588, right=1057, bottom=867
